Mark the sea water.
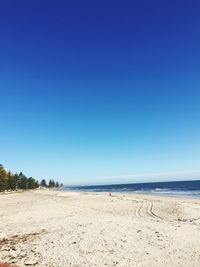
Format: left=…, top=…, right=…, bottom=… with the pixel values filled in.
left=65, top=180, right=200, bottom=198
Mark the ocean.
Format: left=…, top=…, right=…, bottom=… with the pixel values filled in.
left=65, top=180, right=200, bottom=197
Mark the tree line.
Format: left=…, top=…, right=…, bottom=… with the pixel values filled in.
left=40, top=178, right=63, bottom=188
left=0, top=164, right=62, bottom=192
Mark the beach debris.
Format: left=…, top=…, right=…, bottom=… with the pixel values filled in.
left=1, top=246, right=10, bottom=251
left=0, top=231, right=45, bottom=267
left=0, top=231, right=46, bottom=249
left=24, top=258, right=38, bottom=266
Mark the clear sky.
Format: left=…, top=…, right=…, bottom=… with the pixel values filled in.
left=0, top=1, right=200, bottom=185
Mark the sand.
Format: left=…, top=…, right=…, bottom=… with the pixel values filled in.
left=0, top=190, right=200, bottom=267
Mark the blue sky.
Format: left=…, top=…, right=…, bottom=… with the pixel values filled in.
left=0, top=1, right=200, bottom=185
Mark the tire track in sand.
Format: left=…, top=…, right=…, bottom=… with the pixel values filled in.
left=147, top=201, right=161, bottom=220
left=135, top=202, right=143, bottom=218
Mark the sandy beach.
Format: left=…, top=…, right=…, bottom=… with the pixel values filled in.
left=0, top=190, right=200, bottom=267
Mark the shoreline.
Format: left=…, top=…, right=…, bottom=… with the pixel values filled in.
left=61, top=188, right=200, bottom=202
left=3, top=186, right=200, bottom=201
